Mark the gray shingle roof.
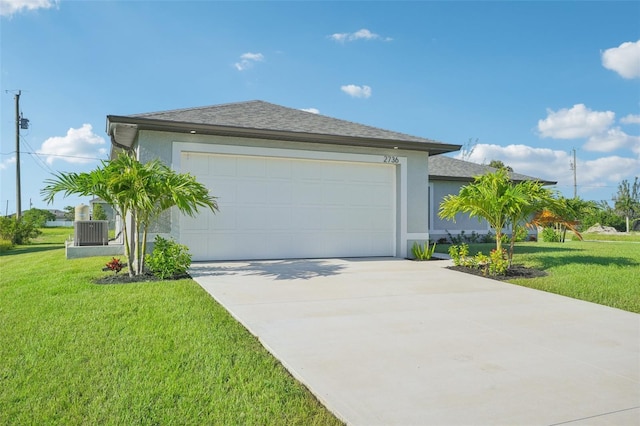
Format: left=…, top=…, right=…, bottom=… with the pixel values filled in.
left=429, top=155, right=556, bottom=185
left=132, top=100, right=444, bottom=144
left=108, top=100, right=460, bottom=155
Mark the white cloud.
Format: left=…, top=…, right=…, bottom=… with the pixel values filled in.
left=329, top=28, right=392, bottom=43
left=457, top=144, right=571, bottom=183
left=537, top=104, right=615, bottom=139
left=582, top=156, right=640, bottom=187
left=0, top=156, right=16, bottom=170
left=301, top=108, right=320, bottom=114
left=601, top=40, right=640, bottom=79
left=37, top=124, right=107, bottom=165
left=455, top=143, right=640, bottom=198
left=0, top=0, right=57, bottom=17
left=234, top=52, right=264, bottom=71
left=621, top=114, right=640, bottom=124
left=341, top=84, right=372, bottom=99
left=584, top=127, right=640, bottom=153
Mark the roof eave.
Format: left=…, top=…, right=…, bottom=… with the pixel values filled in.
left=106, top=115, right=461, bottom=155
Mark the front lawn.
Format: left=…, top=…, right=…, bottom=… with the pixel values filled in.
left=437, top=241, right=640, bottom=313
left=0, top=228, right=341, bottom=425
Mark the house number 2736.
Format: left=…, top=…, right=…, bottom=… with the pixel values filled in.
left=384, top=155, right=399, bottom=163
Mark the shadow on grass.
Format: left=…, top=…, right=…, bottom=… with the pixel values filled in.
left=529, top=254, right=639, bottom=270
left=513, top=244, right=584, bottom=255
left=190, top=259, right=347, bottom=281
left=0, top=244, right=63, bottom=257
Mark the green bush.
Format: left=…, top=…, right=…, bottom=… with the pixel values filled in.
left=489, top=248, right=509, bottom=275
left=145, top=236, right=192, bottom=279
left=0, top=239, right=12, bottom=252
left=0, top=216, right=42, bottom=245
left=541, top=227, right=561, bottom=242
left=448, top=243, right=469, bottom=266
left=21, top=208, right=55, bottom=228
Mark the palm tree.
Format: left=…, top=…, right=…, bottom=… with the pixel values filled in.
left=439, top=169, right=558, bottom=265
left=439, top=168, right=515, bottom=253
left=42, top=152, right=218, bottom=276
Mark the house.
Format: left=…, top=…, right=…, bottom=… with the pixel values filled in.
left=106, top=100, right=554, bottom=261
left=428, top=155, right=557, bottom=242
left=107, top=100, right=460, bottom=261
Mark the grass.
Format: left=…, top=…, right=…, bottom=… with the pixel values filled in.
left=574, top=232, right=640, bottom=242
left=436, top=240, right=640, bottom=313
left=0, top=228, right=341, bottom=425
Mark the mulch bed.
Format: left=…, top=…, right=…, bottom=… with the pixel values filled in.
left=93, top=272, right=190, bottom=285
left=447, top=264, right=547, bottom=281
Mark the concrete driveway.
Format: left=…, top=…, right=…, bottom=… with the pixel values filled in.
left=190, top=258, right=639, bottom=426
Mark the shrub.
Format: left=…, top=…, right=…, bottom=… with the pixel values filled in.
left=145, top=236, right=192, bottom=279
left=412, top=241, right=436, bottom=261
left=512, top=226, right=529, bottom=242
left=0, top=216, right=41, bottom=245
left=448, top=243, right=469, bottom=266
left=489, top=248, right=509, bottom=275
left=541, top=227, right=561, bottom=242
left=0, top=239, right=12, bottom=252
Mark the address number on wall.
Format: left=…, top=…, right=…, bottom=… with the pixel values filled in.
left=383, top=155, right=399, bottom=164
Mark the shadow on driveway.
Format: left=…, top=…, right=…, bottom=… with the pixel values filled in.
left=190, top=259, right=347, bottom=281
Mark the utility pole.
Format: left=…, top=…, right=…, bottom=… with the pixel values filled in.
left=15, top=91, right=21, bottom=219
left=570, top=148, right=577, bottom=198
left=13, top=90, right=29, bottom=219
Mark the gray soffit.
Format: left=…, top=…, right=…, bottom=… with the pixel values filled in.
left=429, top=155, right=557, bottom=185
left=107, top=100, right=461, bottom=155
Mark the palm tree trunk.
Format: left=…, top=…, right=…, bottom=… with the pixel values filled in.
left=139, top=224, right=148, bottom=275
left=508, top=225, right=516, bottom=267
left=120, top=213, right=133, bottom=277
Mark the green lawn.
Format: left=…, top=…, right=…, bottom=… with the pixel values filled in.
left=0, top=228, right=341, bottom=425
left=574, top=232, right=640, bottom=242
left=437, top=240, right=640, bottom=313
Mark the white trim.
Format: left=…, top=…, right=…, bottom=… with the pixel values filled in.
left=172, top=142, right=409, bottom=258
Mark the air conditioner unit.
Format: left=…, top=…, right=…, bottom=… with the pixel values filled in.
left=74, top=220, right=109, bottom=246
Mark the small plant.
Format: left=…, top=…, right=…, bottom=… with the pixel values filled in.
left=542, top=227, right=561, bottom=242
left=474, top=252, right=490, bottom=276
left=489, top=248, right=509, bottom=276
left=448, top=243, right=469, bottom=266
left=145, top=236, right=192, bottom=279
left=412, top=241, right=436, bottom=261
left=105, top=257, right=125, bottom=274
left=512, top=225, right=529, bottom=242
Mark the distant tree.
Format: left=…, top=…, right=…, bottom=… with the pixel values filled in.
left=63, top=205, right=75, bottom=221
left=92, top=204, right=108, bottom=221
left=612, top=177, right=640, bottom=233
left=21, top=208, right=56, bottom=227
left=488, top=160, right=513, bottom=172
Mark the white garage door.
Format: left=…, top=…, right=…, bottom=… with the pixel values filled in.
left=180, top=152, right=396, bottom=261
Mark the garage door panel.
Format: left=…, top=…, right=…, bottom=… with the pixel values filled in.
left=266, top=182, right=292, bottom=204
left=181, top=152, right=396, bottom=260
left=211, top=156, right=237, bottom=176
left=266, top=158, right=292, bottom=178
left=237, top=157, right=266, bottom=177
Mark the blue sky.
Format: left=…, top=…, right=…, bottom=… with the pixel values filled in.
left=1, top=0, right=639, bottom=213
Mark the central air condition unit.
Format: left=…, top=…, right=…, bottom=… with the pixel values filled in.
left=74, top=220, right=109, bottom=246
